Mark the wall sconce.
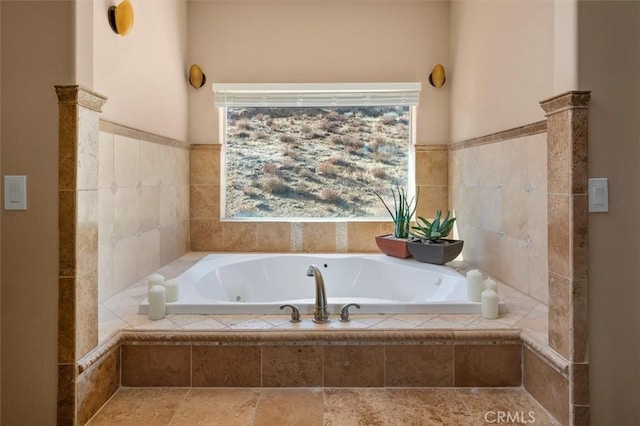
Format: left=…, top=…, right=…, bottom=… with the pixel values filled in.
left=188, top=64, right=207, bottom=89
left=429, top=64, right=446, bottom=88
left=108, top=0, right=135, bottom=36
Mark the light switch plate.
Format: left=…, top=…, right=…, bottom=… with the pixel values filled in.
left=4, top=175, right=27, bottom=210
left=588, top=178, right=608, bottom=213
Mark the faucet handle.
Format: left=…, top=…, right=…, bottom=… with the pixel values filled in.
left=340, top=303, right=361, bottom=322
left=279, top=304, right=302, bottom=323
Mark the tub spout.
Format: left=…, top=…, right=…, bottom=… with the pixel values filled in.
left=306, top=264, right=330, bottom=323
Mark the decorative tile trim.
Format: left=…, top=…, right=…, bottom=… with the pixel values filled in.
left=449, top=120, right=547, bottom=151
left=414, top=144, right=448, bottom=152
left=55, top=85, right=108, bottom=112
left=100, top=119, right=190, bottom=150
left=191, top=143, right=222, bottom=151
left=540, top=90, right=592, bottom=115
left=79, top=328, right=528, bottom=373
left=520, top=333, right=570, bottom=376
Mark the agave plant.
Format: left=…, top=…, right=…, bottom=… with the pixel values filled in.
left=373, top=187, right=417, bottom=239
left=411, top=210, right=456, bottom=243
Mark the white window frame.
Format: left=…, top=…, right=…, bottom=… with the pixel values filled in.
left=215, top=83, right=420, bottom=221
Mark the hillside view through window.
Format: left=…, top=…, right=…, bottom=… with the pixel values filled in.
left=224, top=106, right=411, bottom=218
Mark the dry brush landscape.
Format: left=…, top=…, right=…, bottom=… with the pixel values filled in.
left=225, top=106, right=410, bottom=218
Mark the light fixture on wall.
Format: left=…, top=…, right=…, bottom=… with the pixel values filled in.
left=108, top=0, right=135, bottom=36
left=188, top=64, right=207, bottom=89
left=429, top=64, right=446, bottom=88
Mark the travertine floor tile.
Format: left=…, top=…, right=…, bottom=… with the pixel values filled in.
left=88, top=387, right=559, bottom=426
left=169, top=389, right=260, bottom=426
left=254, top=388, right=324, bottom=426
left=86, top=388, right=188, bottom=425
left=456, top=387, right=561, bottom=425
left=324, top=388, right=389, bottom=425
left=386, top=389, right=471, bottom=425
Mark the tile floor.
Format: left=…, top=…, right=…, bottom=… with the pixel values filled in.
left=87, top=387, right=559, bottom=425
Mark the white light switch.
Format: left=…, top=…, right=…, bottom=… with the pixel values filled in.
left=4, top=175, right=27, bottom=210
left=588, top=178, right=608, bottom=213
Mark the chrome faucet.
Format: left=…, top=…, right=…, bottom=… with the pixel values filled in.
left=306, top=264, right=330, bottom=323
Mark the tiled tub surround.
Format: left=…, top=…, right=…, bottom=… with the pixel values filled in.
left=85, top=253, right=569, bottom=424
left=98, top=122, right=190, bottom=301
left=57, top=86, right=108, bottom=424
left=189, top=144, right=448, bottom=253
left=449, top=126, right=548, bottom=304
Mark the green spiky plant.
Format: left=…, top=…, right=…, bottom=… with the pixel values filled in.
left=373, top=187, right=417, bottom=239
left=411, top=210, right=456, bottom=243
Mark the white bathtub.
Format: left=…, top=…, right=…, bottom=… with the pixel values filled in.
left=139, top=253, right=504, bottom=316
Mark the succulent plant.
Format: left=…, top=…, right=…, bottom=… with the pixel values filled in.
left=411, top=210, right=456, bottom=243
left=373, top=187, right=417, bottom=239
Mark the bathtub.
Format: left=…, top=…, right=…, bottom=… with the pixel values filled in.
left=138, top=253, right=505, bottom=316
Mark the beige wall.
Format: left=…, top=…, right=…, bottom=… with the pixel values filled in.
left=98, top=129, right=190, bottom=301
left=449, top=0, right=553, bottom=142
left=578, top=2, right=640, bottom=423
left=93, top=0, right=189, bottom=141
left=1, top=2, right=75, bottom=424
left=188, top=0, right=450, bottom=145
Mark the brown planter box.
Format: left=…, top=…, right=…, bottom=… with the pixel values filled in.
left=375, top=234, right=412, bottom=259
left=407, top=239, right=464, bottom=264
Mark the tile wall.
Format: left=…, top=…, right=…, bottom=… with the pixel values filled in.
left=449, top=130, right=548, bottom=303
left=189, top=144, right=448, bottom=252
left=98, top=125, right=190, bottom=301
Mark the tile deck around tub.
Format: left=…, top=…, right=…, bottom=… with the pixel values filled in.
left=99, top=252, right=548, bottom=346
left=86, top=387, right=560, bottom=425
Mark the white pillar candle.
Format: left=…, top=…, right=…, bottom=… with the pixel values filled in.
left=148, top=284, right=166, bottom=320
left=163, top=279, right=179, bottom=303
left=481, top=288, right=499, bottom=319
left=148, top=273, right=165, bottom=291
left=483, top=278, right=498, bottom=295
left=466, top=269, right=483, bottom=302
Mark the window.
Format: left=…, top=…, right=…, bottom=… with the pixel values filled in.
left=215, top=83, right=420, bottom=219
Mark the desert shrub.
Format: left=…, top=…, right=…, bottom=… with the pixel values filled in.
left=262, top=177, right=291, bottom=195
left=299, top=168, right=314, bottom=179
left=327, top=156, right=348, bottom=167
left=380, top=112, right=398, bottom=125
left=280, top=134, right=296, bottom=144
left=321, top=120, right=340, bottom=133
left=235, top=131, right=251, bottom=139
left=330, top=135, right=345, bottom=145
left=263, top=163, right=278, bottom=175
left=255, top=113, right=264, bottom=120
left=255, top=131, right=268, bottom=140
left=279, top=159, right=296, bottom=171
left=326, top=111, right=340, bottom=121
left=345, top=138, right=364, bottom=155
left=321, top=188, right=343, bottom=204
left=301, top=124, right=313, bottom=134
left=265, top=118, right=274, bottom=126
left=370, top=166, right=388, bottom=179
left=373, top=151, right=392, bottom=164
left=237, top=119, right=252, bottom=131
left=371, top=136, right=386, bottom=150
left=282, top=147, right=300, bottom=160
left=317, top=161, right=337, bottom=176
left=242, top=186, right=259, bottom=198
